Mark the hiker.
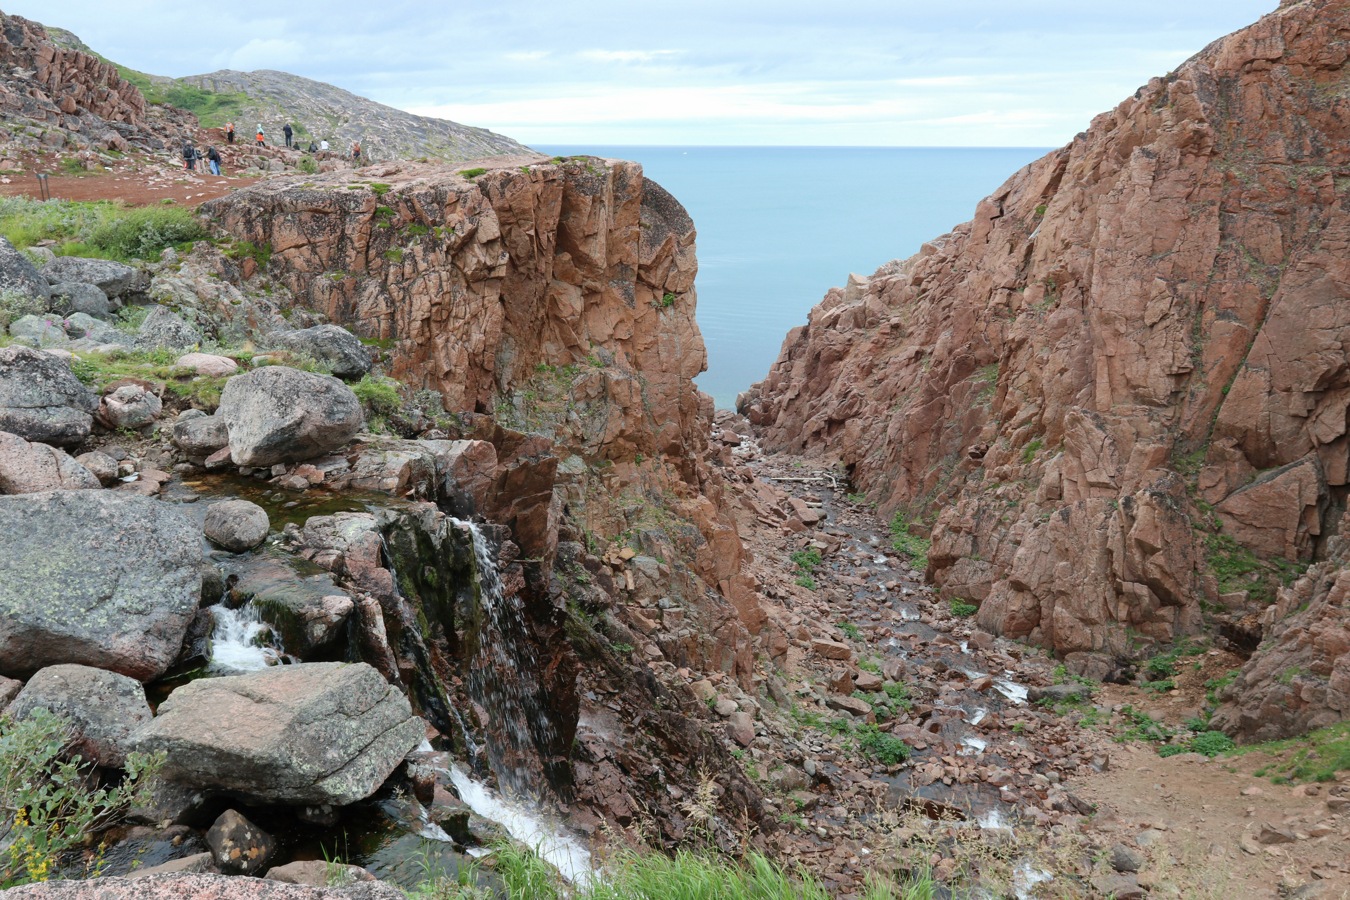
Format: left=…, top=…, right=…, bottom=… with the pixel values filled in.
left=351, top=140, right=361, bottom=164
left=206, top=145, right=222, bottom=176
left=283, top=123, right=293, bottom=148
left=319, top=139, right=329, bottom=153
left=182, top=139, right=196, bottom=171
left=224, top=122, right=235, bottom=144
left=307, top=140, right=317, bottom=153
left=255, top=125, right=265, bottom=148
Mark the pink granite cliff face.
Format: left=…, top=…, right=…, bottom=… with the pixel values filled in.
left=741, top=0, right=1350, bottom=737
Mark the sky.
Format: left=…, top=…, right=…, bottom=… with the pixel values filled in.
left=13, top=1, right=1279, bottom=147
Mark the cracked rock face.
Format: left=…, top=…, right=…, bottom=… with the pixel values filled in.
left=740, top=0, right=1350, bottom=680
left=130, top=662, right=425, bottom=806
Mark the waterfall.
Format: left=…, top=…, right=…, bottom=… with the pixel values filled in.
left=455, top=518, right=555, bottom=800
left=208, top=602, right=284, bottom=673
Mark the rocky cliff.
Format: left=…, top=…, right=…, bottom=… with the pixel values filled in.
left=0, top=12, right=190, bottom=154
left=741, top=0, right=1350, bottom=739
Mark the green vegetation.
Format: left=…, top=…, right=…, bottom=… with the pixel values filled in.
left=458, top=168, right=488, bottom=179
left=224, top=239, right=272, bottom=270
left=297, top=156, right=319, bottom=175
left=352, top=374, right=402, bottom=429
left=1116, top=705, right=1174, bottom=745
left=1019, top=437, right=1043, bottom=465
left=0, top=710, right=163, bottom=886
left=1144, top=640, right=1205, bottom=682
left=856, top=724, right=911, bottom=765
left=1203, top=531, right=1307, bottom=605
left=660, top=292, right=677, bottom=308
left=0, top=197, right=206, bottom=262
left=67, top=348, right=230, bottom=410
left=369, top=183, right=392, bottom=196
left=949, top=599, right=978, bottom=618
left=383, top=248, right=404, bottom=263
left=111, top=68, right=249, bottom=128
left=888, top=511, right=931, bottom=572
left=1245, top=721, right=1350, bottom=784
left=836, top=620, right=862, bottom=642
left=0, top=290, right=44, bottom=331
left=792, top=548, right=823, bottom=592
left=1033, top=203, right=1048, bottom=217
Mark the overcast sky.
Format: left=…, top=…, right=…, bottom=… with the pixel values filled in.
left=15, top=1, right=1277, bottom=147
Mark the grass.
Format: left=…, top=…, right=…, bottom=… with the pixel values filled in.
left=0, top=197, right=206, bottom=262
left=1019, top=437, right=1043, bottom=465
left=889, top=511, right=931, bottom=572
left=458, top=168, right=488, bottom=179
left=1243, top=721, right=1350, bottom=784
left=1203, top=531, right=1307, bottom=605
left=110, top=67, right=250, bottom=129
left=67, top=348, right=230, bottom=410
left=792, top=548, right=823, bottom=592
left=409, top=840, right=935, bottom=900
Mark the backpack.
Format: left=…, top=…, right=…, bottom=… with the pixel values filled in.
left=183, top=143, right=193, bottom=159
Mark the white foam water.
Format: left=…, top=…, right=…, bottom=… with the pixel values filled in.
left=961, top=736, right=988, bottom=755
left=208, top=603, right=282, bottom=673
left=447, top=764, right=593, bottom=884
left=994, top=679, right=1029, bottom=704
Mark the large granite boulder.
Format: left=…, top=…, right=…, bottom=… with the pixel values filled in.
left=8, top=313, right=68, bottom=348
left=41, top=256, right=144, bottom=299
left=0, top=236, right=51, bottom=305
left=136, top=305, right=202, bottom=351
left=271, top=325, right=372, bottom=379
left=171, top=410, right=230, bottom=460
left=130, top=663, right=424, bottom=806
left=0, top=346, right=98, bottom=446
left=218, top=367, right=363, bottom=466
left=0, top=491, right=202, bottom=680
left=97, top=383, right=164, bottom=430
left=49, top=282, right=112, bottom=318
left=0, top=431, right=100, bottom=493
left=6, top=664, right=153, bottom=767
left=0, top=873, right=405, bottom=899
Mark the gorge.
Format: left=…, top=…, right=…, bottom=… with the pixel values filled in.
left=0, top=1, right=1348, bottom=898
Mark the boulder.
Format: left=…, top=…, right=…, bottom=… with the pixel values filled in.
left=48, top=282, right=112, bottom=318
left=63, top=311, right=124, bottom=342
left=171, top=410, right=229, bottom=460
left=206, top=809, right=275, bottom=876
left=177, top=353, right=239, bottom=378
left=271, top=325, right=372, bottom=379
left=5, top=664, right=152, bottom=767
left=41, top=256, right=144, bottom=299
left=265, top=861, right=375, bottom=887
left=0, top=236, right=51, bottom=305
left=0, top=491, right=202, bottom=680
left=9, top=313, right=68, bottom=348
left=218, top=367, right=363, bottom=466
left=130, top=662, right=424, bottom=806
left=203, top=499, right=270, bottom=552
left=75, top=450, right=119, bottom=486
left=427, top=439, right=497, bottom=515
left=0, top=346, right=98, bottom=446
left=97, top=383, right=163, bottom=430
left=0, top=431, right=100, bottom=493
left=1, top=873, right=406, bottom=899
left=135, top=305, right=202, bottom=351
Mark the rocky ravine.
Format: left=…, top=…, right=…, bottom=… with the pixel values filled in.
left=740, top=0, right=1350, bottom=743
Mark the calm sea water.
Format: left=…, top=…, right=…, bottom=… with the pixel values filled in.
left=544, top=146, right=1051, bottom=409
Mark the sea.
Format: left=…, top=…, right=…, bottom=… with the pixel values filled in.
left=542, top=146, right=1052, bottom=410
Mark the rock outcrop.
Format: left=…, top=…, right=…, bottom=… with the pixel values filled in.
left=131, top=662, right=424, bottom=806
left=0, top=346, right=98, bottom=446
left=0, top=12, right=191, bottom=153
left=742, top=0, right=1350, bottom=698
left=2, top=874, right=404, bottom=900
left=5, top=664, right=153, bottom=767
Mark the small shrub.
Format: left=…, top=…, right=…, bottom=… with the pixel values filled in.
left=0, top=290, right=44, bottom=330
left=0, top=710, right=163, bottom=885
left=297, top=157, right=319, bottom=175
left=369, top=183, right=392, bottom=196
left=224, top=240, right=272, bottom=269
left=949, top=599, right=978, bottom=617
left=837, top=621, right=863, bottom=641
left=458, top=168, right=488, bottom=179
left=660, top=292, right=676, bottom=308
left=857, top=724, right=910, bottom=765
left=1189, top=731, right=1236, bottom=757
left=352, top=374, right=401, bottom=416
left=1020, top=437, right=1043, bottom=465
left=889, top=511, right=931, bottom=571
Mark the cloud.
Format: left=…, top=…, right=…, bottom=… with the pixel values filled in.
left=217, top=38, right=305, bottom=71
left=576, top=49, right=683, bottom=64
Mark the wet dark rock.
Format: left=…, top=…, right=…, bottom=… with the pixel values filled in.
left=206, top=809, right=275, bottom=876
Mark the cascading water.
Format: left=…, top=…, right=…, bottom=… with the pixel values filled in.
left=454, top=518, right=556, bottom=800
left=207, top=602, right=284, bottom=673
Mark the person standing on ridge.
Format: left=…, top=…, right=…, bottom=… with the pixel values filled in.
left=351, top=140, right=361, bottom=165
left=182, top=139, right=196, bottom=171
left=307, top=139, right=317, bottom=153
left=319, top=138, right=329, bottom=154
left=224, top=122, right=235, bottom=144
left=206, top=145, right=222, bottom=177
left=283, top=123, right=293, bottom=148
left=256, top=126, right=266, bottom=148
